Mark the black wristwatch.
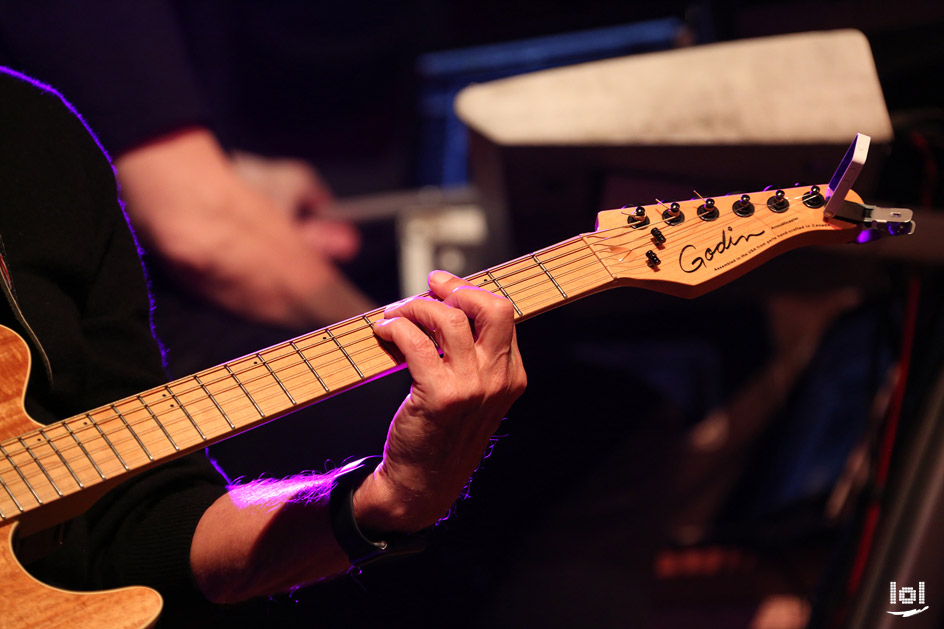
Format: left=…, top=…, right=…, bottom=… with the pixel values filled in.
left=328, top=456, right=427, bottom=566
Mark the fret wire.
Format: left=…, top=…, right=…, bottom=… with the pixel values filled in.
left=42, top=247, right=574, bottom=441
left=513, top=273, right=605, bottom=313
left=532, top=253, right=567, bottom=299
left=224, top=364, right=264, bottom=418
left=23, top=239, right=614, bottom=452
left=138, top=395, right=179, bottom=452
left=326, top=328, right=364, bottom=379
left=111, top=404, right=153, bottom=461
left=0, top=444, right=42, bottom=505
left=507, top=252, right=608, bottom=305
left=484, top=247, right=596, bottom=305
left=1, top=212, right=734, bottom=474
left=482, top=236, right=584, bottom=289
left=91, top=414, right=129, bottom=471
left=63, top=420, right=106, bottom=480
left=256, top=353, right=295, bottom=406
left=16, top=438, right=63, bottom=497
left=485, top=270, right=522, bottom=316
left=290, top=340, right=329, bottom=392
left=35, top=249, right=600, bottom=459
left=38, top=429, right=84, bottom=489
left=0, top=462, right=24, bottom=513
left=301, top=338, right=391, bottom=385
left=5, top=194, right=793, bottom=449
left=194, top=374, right=236, bottom=430
left=165, top=386, right=206, bottom=440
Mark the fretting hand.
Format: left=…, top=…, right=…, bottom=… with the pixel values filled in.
left=356, top=270, right=527, bottom=534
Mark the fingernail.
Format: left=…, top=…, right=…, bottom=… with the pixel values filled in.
left=428, top=270, right=450, bottom=284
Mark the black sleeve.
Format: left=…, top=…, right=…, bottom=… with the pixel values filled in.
left=0, top=0, right=211, bottom=156
left=0, top=68, right=226, bottom=610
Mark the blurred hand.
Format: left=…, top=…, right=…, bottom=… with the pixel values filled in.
left=115, top=128, right=375, bottom=328
left=231, top=150, right=360, bottom=262
left=355, top=271, right=527, bottom=534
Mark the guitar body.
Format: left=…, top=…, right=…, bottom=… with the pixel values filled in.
left=0, top=326, right=162, bottom=629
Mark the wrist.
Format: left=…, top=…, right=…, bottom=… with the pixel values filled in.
left=331, top=457, right=426, bottom=566
left=350, top=460, right=420, bottom=536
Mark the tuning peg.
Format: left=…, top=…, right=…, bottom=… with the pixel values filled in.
left=662, top=202, right=685, bottom=225
left=802, top=185, right=826, bottom=208
left=732, top=194, right=754, bottom=217
left=767, top=189, right=789, bottom=213
left=697, top=197, right=719, bottom=221
left=627, top=206, right=651, bottom=229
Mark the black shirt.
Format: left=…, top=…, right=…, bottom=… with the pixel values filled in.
left=0, top=67, right=225, bottom=615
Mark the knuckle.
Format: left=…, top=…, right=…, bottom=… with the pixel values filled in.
left=491, top=296, right=515, bottom=319
left=407, top=329, right=434, bottom=354
left=513, top=369, right=528, bottom=395
left=443, top=309, right=469, bottom=330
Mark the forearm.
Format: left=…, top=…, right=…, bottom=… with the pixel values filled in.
left=114, top=128, right=374, bottom=327
left=189, top=271, right=526, bottom=605
left=190, top=462, right=437, bottom=604
left=190, top=472, right=350, bottom=604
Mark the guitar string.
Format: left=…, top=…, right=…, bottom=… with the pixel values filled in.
left=0, top=229, right=608, bottom=457
left=0, top=189, right=819, bottom=494
left=0, top=192, right=823, bottom=500
left=0, top=191, right=820, bottom=499
left=0, top=268, right=617, bottom=501
left=4, top=185, right=812, bottom=453
left=0, top=211, right=824, bottom=506
left=615, top=193, right=839, bottom=276
left=0, top=254, right=718, bottom=502
left=4, top=230, right=639, bottom=475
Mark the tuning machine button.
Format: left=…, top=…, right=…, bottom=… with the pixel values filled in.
left=662, top=202, right=684, bottom=225
left=802, top=185, right=825, bottom=208
left=732, top=194, right=754, bottom=217
left=766, top=189, right=789, bottom=213
left=627, top=206, right=650, bottom=229
left=697, top=197, right=719, bottom=221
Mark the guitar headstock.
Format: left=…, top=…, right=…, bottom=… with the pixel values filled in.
left=590, top=185, right=869, bottom=298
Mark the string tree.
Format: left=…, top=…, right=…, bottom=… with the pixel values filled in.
left=645, top=250, right=661, bottom=268
left=650, top=227, right=666, bottom=247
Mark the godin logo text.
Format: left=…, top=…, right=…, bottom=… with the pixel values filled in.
left=888, top=581, right=929, bottom=617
